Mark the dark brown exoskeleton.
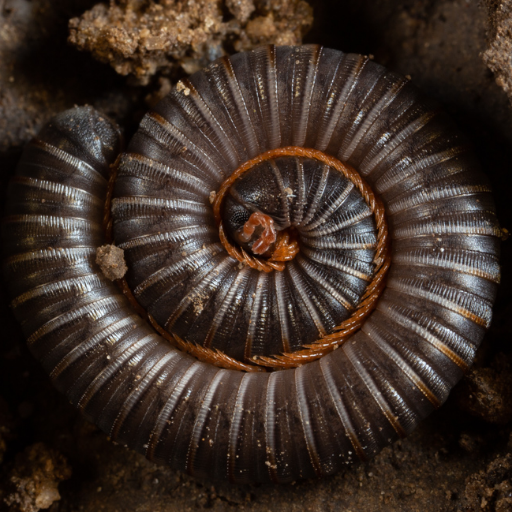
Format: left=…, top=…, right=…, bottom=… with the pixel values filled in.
left=3, top=45, right=501, bottom=483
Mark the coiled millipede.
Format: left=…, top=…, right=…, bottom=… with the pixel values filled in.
left=2, top=45, right=501, bottom=484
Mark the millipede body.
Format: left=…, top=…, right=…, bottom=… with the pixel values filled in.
left=2, top=45, right=501, bottom=483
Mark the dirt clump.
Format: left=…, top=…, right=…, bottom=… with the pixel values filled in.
left=2, top=443, right=71, bottom=512
left=68, top=0, right=313, bottom=84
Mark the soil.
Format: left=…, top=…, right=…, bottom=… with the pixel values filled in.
left=1, top=0, right=512, bottom=511
left=95, top=245, right=128, bottom=282
left=68, top=0, right=313, bottom=83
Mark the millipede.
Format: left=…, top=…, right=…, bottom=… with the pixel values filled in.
left=2, top=45, right=501, bottom=483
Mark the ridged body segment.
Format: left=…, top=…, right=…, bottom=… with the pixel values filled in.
left=3, top=45, right=500, bottom=484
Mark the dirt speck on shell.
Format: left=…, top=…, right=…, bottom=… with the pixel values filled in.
left=96, top=244, right=128, bottom=281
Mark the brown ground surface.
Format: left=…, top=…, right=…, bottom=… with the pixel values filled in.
left=1, top=0, right=512, bottom=511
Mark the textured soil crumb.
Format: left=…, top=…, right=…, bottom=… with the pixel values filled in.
left=68, top=0, right=313, bottom=84
left=483, top=0, right=512, bottom=104
left=2, top=443, right=71, bottom=512
left=462, top=452, right=512, bottom=512
left=96, top=244, right=128, bottom=281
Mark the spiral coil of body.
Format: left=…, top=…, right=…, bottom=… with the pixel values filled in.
left=3, top=45, right=501, bottom=483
